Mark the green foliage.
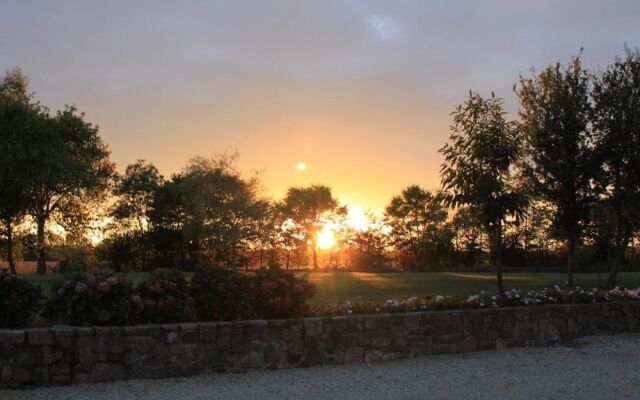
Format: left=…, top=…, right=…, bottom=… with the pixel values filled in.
left=252, top=268, right=316, bottom=319
left=191, top=265, right=257, bottom=321
left=280, top=185, right=345, bottom=269
left=191, top=265, right=316, bottom=321
left=45, top=268, right=140, bottom=326
left=56, top=245, right=98, bottom=274
left=591, top=47, right=640, bottom=286
left=516, top=54, right=596, bottom=285
left=0, top=269, right=42, bottom=328
left=440, top=91, right=525, bottom=292
left=136, top=268, right=195, bottom=323
left=111, top=160, right=163, bottom=233
left=385, top=185, right=451, bottom=269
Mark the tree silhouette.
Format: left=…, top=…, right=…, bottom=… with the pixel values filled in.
left=440, top=91, right=526, bottom=294
left=516, top=54, right=596, bottom=286
left=591, top=47, right=640, bottom=287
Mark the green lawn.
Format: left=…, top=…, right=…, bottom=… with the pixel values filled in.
left=301, top=271, right=640, bottom=306
left=25, top=271, right=640, bottom=307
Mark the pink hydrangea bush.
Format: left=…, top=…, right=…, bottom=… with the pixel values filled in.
left=45, top=268, right=141, bottom=326
left=191, top=266, right=316, bottom=321
left=136, top=268, right=195, bottom=323
left=252, top=268, right=316, bottom=319
left=0, top=269, right=42, bottom=328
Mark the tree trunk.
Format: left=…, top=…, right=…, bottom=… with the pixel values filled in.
left=231, top=243, right=237, bottom=270
left=5, top=220, right=16, bottom=275
left=489, top=227, right=505, bottom=296
left=312, top=246, right=318, bottom=270
left=566, top=236, right=576, bottom=287
left=36, top=216, right=47, bottom=274
left=286, top=249, right=290, bottom=270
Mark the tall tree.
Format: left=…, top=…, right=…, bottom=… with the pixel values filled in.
left=384, top=185, right=450, bottom=269
left=28, top=106, right=115, bottom=273
left=591, top=47, right=640, bottom=287
left=281, top=185, right=344, bottom=269
left=0, top=68, right=37, bottom=274
left=440, top=91, right=525, bottom=294
left=516, top=54, right=596, bottom=286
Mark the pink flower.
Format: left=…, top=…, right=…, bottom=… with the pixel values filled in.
left=62, top=280, right=71, bottom=289
left=107, top=277, right=119, bottom=286
left=97, top=281, right=111, bottom=293
left=84, top=274, right=96, bottom=287
left=75, top=282, right=88, bottom=293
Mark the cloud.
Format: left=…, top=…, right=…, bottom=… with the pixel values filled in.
left=367, top=15, right=404, bottom=41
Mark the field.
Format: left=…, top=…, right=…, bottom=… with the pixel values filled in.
left=24, top=271, right=640, bottom=307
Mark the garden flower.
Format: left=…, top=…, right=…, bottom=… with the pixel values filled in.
left=97, top=281, right=111, bottom=292
left=75, top=282, right=89, bottom=293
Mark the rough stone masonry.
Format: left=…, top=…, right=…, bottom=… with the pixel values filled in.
left=1, top=302, right=639, bottom=389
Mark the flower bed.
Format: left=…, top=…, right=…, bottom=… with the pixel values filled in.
left=319, top=286, right=640, bottom=316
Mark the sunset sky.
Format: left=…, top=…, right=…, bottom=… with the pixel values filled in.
left=2, top=1, right=639, bottom=212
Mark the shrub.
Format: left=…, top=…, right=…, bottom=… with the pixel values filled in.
left=45, top=268, right=141, bottom=326
left=191, top=266, right=256, bottom=321
left=0, top=270, right=42, bottom=328
left=136, top=268, right=195, bottom=323
left=252, top=268, right=315, bottom=319
left=56, top=245, right=98, bottom=274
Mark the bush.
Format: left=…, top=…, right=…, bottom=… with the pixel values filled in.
left=191, top=266, right=256, bottom=321
left=45, top=268, right=141, bottom=326
left=0, top=270, right=42, bottom=328
left=56, top=245, right=98, bottom=274
left=191, top=266, right=316, bottom=321
left=136, top=268, right=195, bottom=323
left=252, top=268, right=315, bottom=319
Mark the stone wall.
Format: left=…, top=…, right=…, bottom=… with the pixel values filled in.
left=2, top=302, right=639, bottom=389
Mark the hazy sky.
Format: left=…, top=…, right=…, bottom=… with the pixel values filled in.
left=2, top=1, right=639, bottom=211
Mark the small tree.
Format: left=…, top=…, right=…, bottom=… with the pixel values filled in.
left=591, top=47, right=640, bottom=287
left=281, top=185, right=344, bottom=269
left=440, top=91, right=525, bottom=294
left=111, top=160, right=164, bottom=234
left=384, top=185, right=450, bottom=269
left=516, top=54, right=596, bottom=286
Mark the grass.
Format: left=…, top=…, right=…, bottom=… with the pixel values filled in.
left=23, top=270, right=640, bottom=307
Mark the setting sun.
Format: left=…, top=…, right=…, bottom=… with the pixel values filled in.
left=316, top=224, right=336, bottom=249
left=296, top=162, right=306, bottom=171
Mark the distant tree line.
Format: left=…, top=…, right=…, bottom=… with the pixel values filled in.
left=1, top=47, right=640, bottom=293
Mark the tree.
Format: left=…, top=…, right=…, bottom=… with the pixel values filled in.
left=440, top=91, right=525, bottom=294
left=516, top=54, right=596, bottom=286
left=164, top=156, right=267, bottom=269
left=345, top=218, right=391, bottom=271
left=591, top=47, right=640, bottom=287
left=27, top=106, right=115, bottom=274
left=384, top=185, right=450, bottom=269
left=0, top=68, right=37, bottom=274
left=111, top=160, right=164, bottom=234
left=281, top=185, right=344, bottom=269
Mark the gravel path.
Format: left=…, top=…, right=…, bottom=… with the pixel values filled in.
left=6, top=334, right=640, bottom=400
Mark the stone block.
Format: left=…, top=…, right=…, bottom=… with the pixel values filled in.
left=344, top=346, right=364, bottom=364
left=0, top=330, right=25, bottom=345
left=27, top=329, right=55, bottom=346
left=304, top=318, right=323, bottom=337
left=364, top=316, right=377, bottom=330
left=199, top=323, right=217, bottom=343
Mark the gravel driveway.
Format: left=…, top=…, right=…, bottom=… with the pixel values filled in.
left=6, top=334, right=640, bottom=400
